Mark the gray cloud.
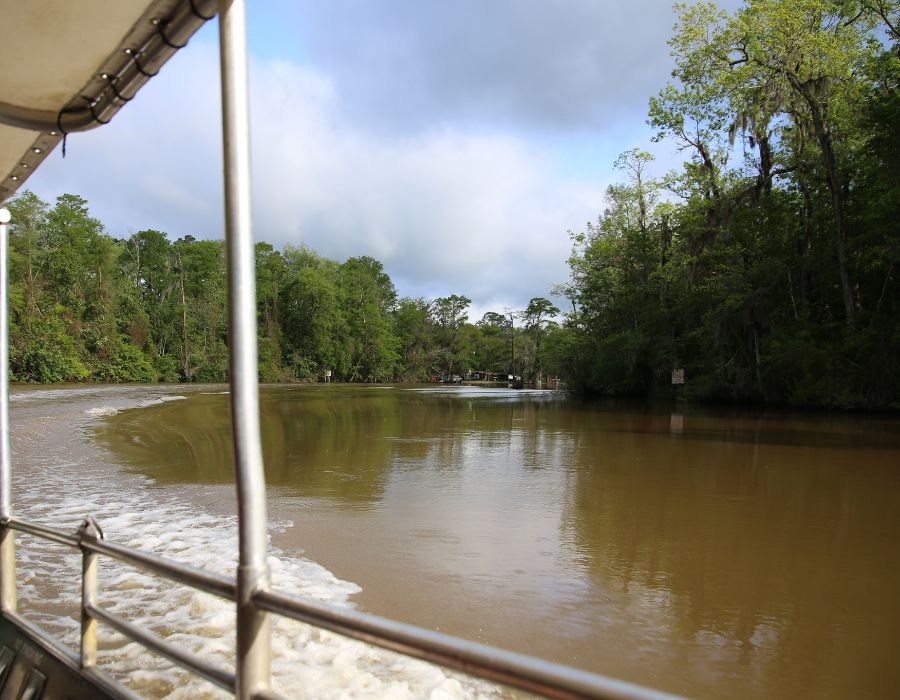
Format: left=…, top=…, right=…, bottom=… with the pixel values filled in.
left=248, top=58, right=606, bottom=309
left=261, top=0, right=687, bottom=133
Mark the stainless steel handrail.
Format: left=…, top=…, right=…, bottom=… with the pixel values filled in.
left=89, top=536, right=236, bottom=601
left=255, top=588, right=679, bottom=700
left=5, top=514, right=80, bottom=547
left=2, top=609, right=142, bottom=700
left=8, top=516, right=239, bottom=690
left=0, top=208, right=14, bottom=616
left=8, top=516, right=236, bottom=600
left=219, top=0, right=272, bottom=694
left=86, top=604, right=236, bottom=692
left=3, top=513, right=683, bottom=700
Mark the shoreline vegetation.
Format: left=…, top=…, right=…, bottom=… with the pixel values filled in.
left=4, top=1, right=898, bottom=410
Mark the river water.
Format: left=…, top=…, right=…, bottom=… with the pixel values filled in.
left=8, top=384, right=900, bottom=699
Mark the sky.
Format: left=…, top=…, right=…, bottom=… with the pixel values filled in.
left=25, top=0, right=741, bottom=321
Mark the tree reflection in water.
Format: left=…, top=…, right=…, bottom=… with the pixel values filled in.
left=93, top=388, right=900, bottom=699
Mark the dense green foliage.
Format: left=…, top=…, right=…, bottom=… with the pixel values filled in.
left=4, top=191, right=557, bottom=384
left=550, top=0, right=900, bottom=409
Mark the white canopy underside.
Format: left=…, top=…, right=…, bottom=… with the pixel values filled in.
left=0, top=0, right=214, bottom=202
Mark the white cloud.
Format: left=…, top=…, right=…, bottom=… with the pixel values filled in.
left=270, top=0, right=697, bottom=133
left=250, top=58, right=607, bottom=309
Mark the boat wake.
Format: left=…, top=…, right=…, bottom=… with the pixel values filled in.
left=10, top=386, right=499, bottom=699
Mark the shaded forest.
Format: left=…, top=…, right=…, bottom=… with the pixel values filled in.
left=3, top=0, right=898, bottom=409
left=555, top=0, right=899, bottom=409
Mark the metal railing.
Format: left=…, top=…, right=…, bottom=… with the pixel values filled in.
left=1, top=513, right=680, bottom=700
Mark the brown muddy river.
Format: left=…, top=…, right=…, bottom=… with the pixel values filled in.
left=9, top=384, right=900, bottom=699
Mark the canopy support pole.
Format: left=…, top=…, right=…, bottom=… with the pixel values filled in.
left=217, top=2, right=271, bottom=697
left=0, top=208, right=15, bottom=615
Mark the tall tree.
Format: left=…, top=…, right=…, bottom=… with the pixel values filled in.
left=393, top=298, right=435, bottom=381
left=522, top=297, right=561, bottom=383
left=280, top=249, right=348, bottom=380
left=339, top=256, right=398, bottom=381
left=431, top=295, right=471, bottom=377
left=663, top=0, right=886, bottom=325
left=256, top=242, right=286, bottom=379
left=475, top=312, right=512, bottom=377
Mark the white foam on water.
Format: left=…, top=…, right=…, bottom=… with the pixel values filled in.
left=11, top=387, right=502, bottom=699
left=10, top=385, right=133, bottom=404
left=138, top=395, right=188, bottom=408
left=81, top=395, right=186, bottom=419
left=86, top=406, right=120, bottom=417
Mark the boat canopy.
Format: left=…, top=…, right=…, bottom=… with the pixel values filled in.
left=0, top=0, right=215, bottom=202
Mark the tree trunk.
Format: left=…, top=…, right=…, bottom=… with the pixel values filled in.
left=799, top=181, right=814, bottom=314
left=818, top=126, right=855, bottom=326
left=791, top=76, right=855, bottom=326
left=179, top=266, right=190, bottom=380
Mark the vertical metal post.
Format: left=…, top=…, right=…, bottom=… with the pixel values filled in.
left=217, top=2, right=271, bottom=698
left=0, top=207, right=16, bottom=615
left=78, top=518, right=103, bottom=668
left=80, top=550, right=98, bottom=667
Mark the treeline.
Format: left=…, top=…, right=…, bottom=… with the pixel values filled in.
left=4, top=191, right=560, bottom=385
left=553, top=0, right=900, bottom=409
